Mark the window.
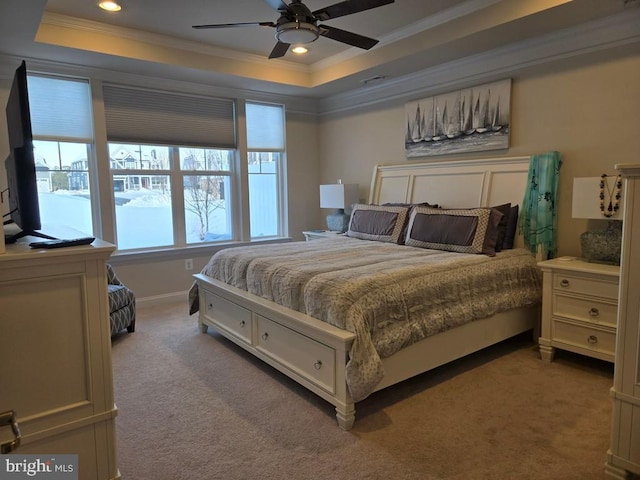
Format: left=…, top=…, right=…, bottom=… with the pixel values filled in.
left=22, top=76, right=289, bottom=253
left=103, top=85, right=236, bottom=250
left=107, top=143, right=234, bottom=250
left=27, top=74, right=94, bottom=235
left=246, top=102, right=285, bottom=238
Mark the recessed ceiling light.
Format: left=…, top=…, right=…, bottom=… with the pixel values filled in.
left=98, top=1, right=122, bottom=12
left=292, top=46, right=308, bottom=54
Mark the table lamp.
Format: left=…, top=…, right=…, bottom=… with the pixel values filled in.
left=572, top=175, right=624, bottom=265
left=320, top=182, right=359, bottom=232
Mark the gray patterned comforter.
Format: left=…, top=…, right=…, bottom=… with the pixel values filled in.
left=189, top=237, right=542, bottom=401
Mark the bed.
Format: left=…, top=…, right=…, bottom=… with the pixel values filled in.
left=189, top=156, right=542, bottom=430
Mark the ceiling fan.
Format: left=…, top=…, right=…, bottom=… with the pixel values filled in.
left=192, top=0, right=395, bottom=59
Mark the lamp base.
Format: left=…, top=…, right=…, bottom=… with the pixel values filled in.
left=580, top=221, right=622, bottom=265
left=326, top=209, right=350, bottom=233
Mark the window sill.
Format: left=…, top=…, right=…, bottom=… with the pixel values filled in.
left=108, top=236, right=293, bottom=265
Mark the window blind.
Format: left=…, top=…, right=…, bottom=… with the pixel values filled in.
left=27, top=75, right=93, bottom=142
left=246, top=102, right=284, bottom=150
left=103, top=84, right=236, bottom=148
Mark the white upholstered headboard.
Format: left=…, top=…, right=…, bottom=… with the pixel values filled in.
left=368, top=156, right=531, bottom=248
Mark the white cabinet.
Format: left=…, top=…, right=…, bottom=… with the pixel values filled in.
left=538, top=258, right=619, bottom=363
left=606, top=164, right=640, bottom=479
left=0, top=239, right=119, bottom=480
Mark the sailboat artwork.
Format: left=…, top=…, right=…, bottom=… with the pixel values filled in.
left=405, top=79, right=511, bottom=158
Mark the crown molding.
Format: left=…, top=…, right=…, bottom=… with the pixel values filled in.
left=0, top=53, right=320, bottom=115
left=317, top=8, right=640, bottom=116
left=40, top=12, right=309, bottom=76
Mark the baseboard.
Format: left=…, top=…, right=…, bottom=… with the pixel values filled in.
left=136, top=291, right=187, bottom=309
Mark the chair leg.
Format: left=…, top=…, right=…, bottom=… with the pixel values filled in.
left=127, top=319, right=136, bottom=333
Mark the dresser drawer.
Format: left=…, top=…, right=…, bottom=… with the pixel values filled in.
left=203, top=290, right=253, bottom=344
left=256, top=315, right=336, bottom=394
left=553, top=294, right=617, bottom=328
left=554, top=273, right=618, bottom=300
left=552, top=319, right=616, bottom=358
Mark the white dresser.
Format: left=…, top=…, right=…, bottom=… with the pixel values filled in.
left=606, top=163, right=640, bottom=479
left=538, top=258, right=619, bottom=363
left=0, top=238, right=120, bottom=480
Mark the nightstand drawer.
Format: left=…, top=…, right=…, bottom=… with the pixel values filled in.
left=552, top=319, right=616, bottom=357
left=554, top=273, right=618, bottom=300
left=553, top=294, right=617, bottom=328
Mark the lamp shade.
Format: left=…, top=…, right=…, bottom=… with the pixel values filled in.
left=320, top=184, right=359, bottom=210
left=572, top=177, right=624, bottom=220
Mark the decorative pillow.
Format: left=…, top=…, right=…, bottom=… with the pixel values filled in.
left=404, top=206, right=503, bottom=256
left=503, top=204, right=520, bottom=249
left=346, top=204, right=410, bottom=244
left=491, top=203, right=512, bottom=252
left=382, top=202, right=440, bottom=242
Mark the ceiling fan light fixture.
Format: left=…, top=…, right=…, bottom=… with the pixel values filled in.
left=276, top=22, right=319, bottom=44
left=291, top=46, right=308, bottom=54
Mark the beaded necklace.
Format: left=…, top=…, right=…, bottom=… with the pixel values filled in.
left=599, top=173, right=622, bottom=218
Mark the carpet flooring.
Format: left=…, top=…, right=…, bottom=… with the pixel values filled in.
left=112, top=301, right=614, bottom=480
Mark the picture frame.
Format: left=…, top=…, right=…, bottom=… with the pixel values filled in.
left=405, top=79, right=511, bottom=158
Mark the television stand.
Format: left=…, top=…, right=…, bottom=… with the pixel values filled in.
left=4, top=229, right=58, bottom=244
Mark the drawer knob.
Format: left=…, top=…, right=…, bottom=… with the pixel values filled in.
left=314, top=361, right=323, bottom=370
left=560, top=279, right=570, bottom=288
left=207, top=303, right=213, bottom=311
left=261, top=332, right=269, bottom=341
left=588, top=335, right=598, bottom=344
left=588, top=308, right=600, bottom=317
left=239, top=320, right=246, bottom=328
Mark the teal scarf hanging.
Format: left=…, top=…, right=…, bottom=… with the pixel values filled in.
left=519, top=151, right=562, bottom=259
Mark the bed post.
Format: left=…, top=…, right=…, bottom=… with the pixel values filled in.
left=334, top=341, right=355, bottom=430
left=336, top=403, right=355, bottom=431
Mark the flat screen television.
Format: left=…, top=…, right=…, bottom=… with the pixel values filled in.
left=3, top=61, right=56, bottom=243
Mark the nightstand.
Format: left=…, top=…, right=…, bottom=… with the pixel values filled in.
left=538, top=258, right=620, bottom=363
left=302, top=230, right=345, bottom=241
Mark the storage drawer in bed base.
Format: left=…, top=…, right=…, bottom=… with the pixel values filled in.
left=202, top=290, right=253, bottom=344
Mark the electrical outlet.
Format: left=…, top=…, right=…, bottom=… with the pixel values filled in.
left=185, top=259, right=193, bottom=271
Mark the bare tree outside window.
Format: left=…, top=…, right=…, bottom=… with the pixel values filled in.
left=182, top=148, right=231, bottom=240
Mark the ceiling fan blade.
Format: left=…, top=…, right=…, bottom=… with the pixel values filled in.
left=318, top=24, right=378, bottom=50
left=262, top=0, right=290, bottom=12
left=313, top=0, right=394, bottom=22
left=269, top=41, right=290, bottom=59
left=193, top=21, right=275, bottom=30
